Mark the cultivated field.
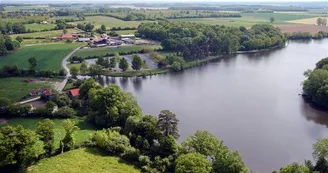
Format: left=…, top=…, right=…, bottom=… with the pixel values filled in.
left=9, top=28, right=80, bottom=39
left=3, top=5, right=53, bottom=12
left=287, top=17, right=328, bottom=25
left=0, top=77, right=60, bottom=102
left=0, top=118, right=98, bottom=147
left=24, top=23, right=57, bottom=31
left=276, top=24, right=328, bottom=34
left=69, top=16, right=149, bottom=29
left=0, top=43, right=81, bottom=71
left=115, top=30, right=137, bottom=35
left=28, top=148, right=141, bottom=173
left=73, top=45, right=161, bottom=58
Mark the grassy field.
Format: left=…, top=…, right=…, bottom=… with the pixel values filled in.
left=0, top=43, right=81, bottom=71
left=287, top=17, right=328, bottom=25
left=24, top=23, right=57, bottom=31
left=9, top=28, right=80, bottom=39
left=28, top=148, right=141, bottom=173
left=69, top=16, right=149, bottom=29
left=0, top=77, right=60, bottom=102
left=169, top=12, right=326, bottom=28
left=115, top=30, right=137, bottom=35
left=73, top=45, right=161, bottom=58
left=0, top=118, right=99, bottom=147
left=4, top=5, right=54, bottom=12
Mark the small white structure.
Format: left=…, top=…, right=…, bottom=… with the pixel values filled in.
left=40, top=21, right=48, bottom=24
left=120, top=34, right=136, bottom=39
left=77, top=38, right=90, bottom=42
left=101, top=34, right=108, bottom=38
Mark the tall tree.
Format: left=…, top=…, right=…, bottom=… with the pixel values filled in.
left=80, top=62, right=88, bottom=75
left=175, top=153, right=212, bottom=173
left=317, top=18, right=323, bottom=26
left=60, top=119, right=79, bottom=153
left=36, top=119, right=55, bottom=155
left=132, top=54, right=143, bottom=71
left=70, top=66, right=79, bottom=78
left=109, top=57, right=116, bottom=68
left=313, top=138, right=328, bottom=161
left=157, top=110, right=179, bottom=139
left=269, top=17, right=275, bottom=23
left=63, top=28, right=68, bottom=34
left=100, top=24, right=106, bottom=32
left=119, top=58, right=129, bottom=71
left=28, top=57, right=38, bottom=72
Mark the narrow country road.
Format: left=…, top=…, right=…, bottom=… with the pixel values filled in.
left=56, top=47, right=81, bottom=92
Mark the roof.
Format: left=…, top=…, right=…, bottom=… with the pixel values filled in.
left=58, top=34, right=76, bottom=39
left=43, top=90, right=52, bottom=96
left=120, top=34, right=135, bottom=37
left=78, top=38, right=90, bottom=41
left=69, top=88, right=80, bottom=97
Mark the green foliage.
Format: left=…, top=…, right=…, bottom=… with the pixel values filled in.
left=119, top=58, right=129, bottom=71
left=171, top=61, right=182, bottom=71
left=313, top=138, right=328, bottom=161
left=54, top=106, right=76, bottom=118
left=80, top=62, right=88, bottom=75
left=0, top=97, right=10, bottom=107
left=89, top=64, right=103, bottom=76
left=278, top=163, right=310, bottom=173
left=175, top=153, right=212, bottom=173
left=88, top=85, right=142, bottom=128
left=79, top=78, right=98, bottom=100
left=110, top=57, right=117, bottom=68
left=28, top=56, right=38, bottom=72
left=0, top=125, right=42, bottom=167
left=181, top=130, right=224, bottom=157
left=213, top=149, right=248, bottom=173
left=92, top=129, right=135, bottom=155
left=70, top=66, right=79, bottom=78
left=36, top=119, right=55, bottom=155
left=15, top=36, right=23, bottom=43
left=132, top=54, right=143, bottom=71
left=61, top=119, right=79, bottom=152
left=51, top=93, right=71, bottom=108
left=157, top=110, right=179, bottom=139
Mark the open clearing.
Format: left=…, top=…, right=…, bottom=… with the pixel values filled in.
left=0, top=77, right=60, bottom=102
left=0, top=43, right=81, bottom=71
left=275, top=24, right=328, bottom=34
left=73, top=45, right=161, bottom=58
left=28, top=148, right=140, bottom=173
left=24, top=23, right=57, bottom=31
left=0, top=118, right=98, bottom=147
left=9, top=28, right=80, bottom=39
left=287, top=17, right=328, bottom=25
left=68, top=16, right=149, bottom=29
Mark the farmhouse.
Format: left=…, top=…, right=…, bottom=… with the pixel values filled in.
left=29, top=88, right=52, bottom=96
left=57, top=34, right=76, bottom=40
left=68, top=88, right=80, bottom=98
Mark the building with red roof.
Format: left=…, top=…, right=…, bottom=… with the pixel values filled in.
left=57, top=34, right=76, bottom=40
left=68, top=88, right=80, bottom=98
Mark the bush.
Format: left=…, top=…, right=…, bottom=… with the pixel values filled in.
left=54, top=106, right=76, bottom=118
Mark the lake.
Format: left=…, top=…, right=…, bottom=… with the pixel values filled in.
left=94, top=39, right=328, bottom=172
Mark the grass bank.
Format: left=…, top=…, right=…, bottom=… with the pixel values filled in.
left=28, top=148, right=141, bottom=173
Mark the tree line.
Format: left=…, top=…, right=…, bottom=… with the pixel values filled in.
left=0, top=33, right=20, bottom=56
left=137, top=21, right=287, bottom=60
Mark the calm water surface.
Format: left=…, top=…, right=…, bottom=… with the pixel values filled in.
left=95, top=40, right=328, bottom=172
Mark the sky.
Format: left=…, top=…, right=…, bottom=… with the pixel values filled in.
left=4, top=0, right=328, bottom=2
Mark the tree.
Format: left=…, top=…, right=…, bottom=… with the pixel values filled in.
left=80, top=62, right=88, bottom=75
left=79, top=78, right=98, bottom=100
left=61, top=119, right=79, bottom=152
left=314, top=156, right=328, bottom=173
left=15, top=36, right=23, bottom=43
left=103, top=58, right=110, bottom=68
left=322, top=18, right=327, bottom=26
left=182, top=130, right=224, bottom=158
left=0, top=125, right=42, bottom=167
left=270, top=17, right=275, bottom=23
left=157, top=110, right=179, bottom=139
left=279, top=163, right=310, bottom=173
left=132, top=54, right=143, bottom=71
left=0, top=97, right=10, bottom=108
left=212, top=149, right=248, bottom=173
left=36, top=119, right=55, bottom=155
left=28, top=57, right=38, bottom=72
left=89, top=64, right=103, bottom=76
left=109, top=57, right=116, bottom=68
left=70, top=66, right=79, bottom=78
left=313, top=138, right=328, bottom=161
left=54, top=106, right=76, bottom=118
left=119, top=58, right=129, bottom=71
left=45, top=101, right=57, bottom=111
left=4, top=35, right=14, bottom=51
left=175, top=153, right=212, bottom=173
left=63, top=28, right=67, bottom=34
left=85, top=23, right=94, bottom=32
left=171, top=61, right=182, bottom=71
left=96, top=57, right=105, bottom=66
left=100, top=24, right=106, bottom=32
left=88, top=85, right=142, bottom=127
left=317, top=18, right=323, bottom=26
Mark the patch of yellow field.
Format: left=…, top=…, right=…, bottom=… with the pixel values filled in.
left=287, top=17, right=328, bottom=25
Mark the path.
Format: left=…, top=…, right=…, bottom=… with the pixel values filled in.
left=19, top=96, right=41, bottom=105
left=56, top=47, right=81, bottom=92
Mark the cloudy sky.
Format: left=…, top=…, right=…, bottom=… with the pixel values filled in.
left=4, top=0, right=328, bottom=2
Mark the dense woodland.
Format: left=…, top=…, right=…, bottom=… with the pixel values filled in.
left=137, top=21, right=287, bottom=60
left=0, top=33, right=20, bottom=56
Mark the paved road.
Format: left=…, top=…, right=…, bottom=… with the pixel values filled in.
left=18, top=96, right=41, bottom=105
left=56, top=47, right=81, bottom=92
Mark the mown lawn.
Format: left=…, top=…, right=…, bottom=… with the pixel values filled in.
left=28, top=148, right=141, bottom=173
left=73, top=45, right=161, bottom=58
left=24, top=23, right=57, bottom=31
left=0, top=118, right=99, bottom=148
left=0, top=43, right=81, bottom=71
left=0, top=77, right=60, bottom=102
left=9, top=28, right=80, bottom=39
left=68, top=16, right=149, bottom=29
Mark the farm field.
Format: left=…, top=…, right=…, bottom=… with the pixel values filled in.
left=170, top=12, right=326, bottom=28
left=0, top=118, right=98, bottom=148
left=28, top=148, right=141, bottom=173
left=0, top=77, right=60, bottom=102
left=69, top=16, right=149, bottom=29
left=9, top=28, right=80, bottom=39
left=287, top=17, right=328, bottom=25
left=24, top=23, right=57, bottom=31
left=115, top=30, right=137, bottom=35
left=275, top=24, right=328, bottom=34
left=73, top=45, right=161, bottom=58
left=0, top=43, right=81, bottom=71
left=3, top=5, right=53, bottom=12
